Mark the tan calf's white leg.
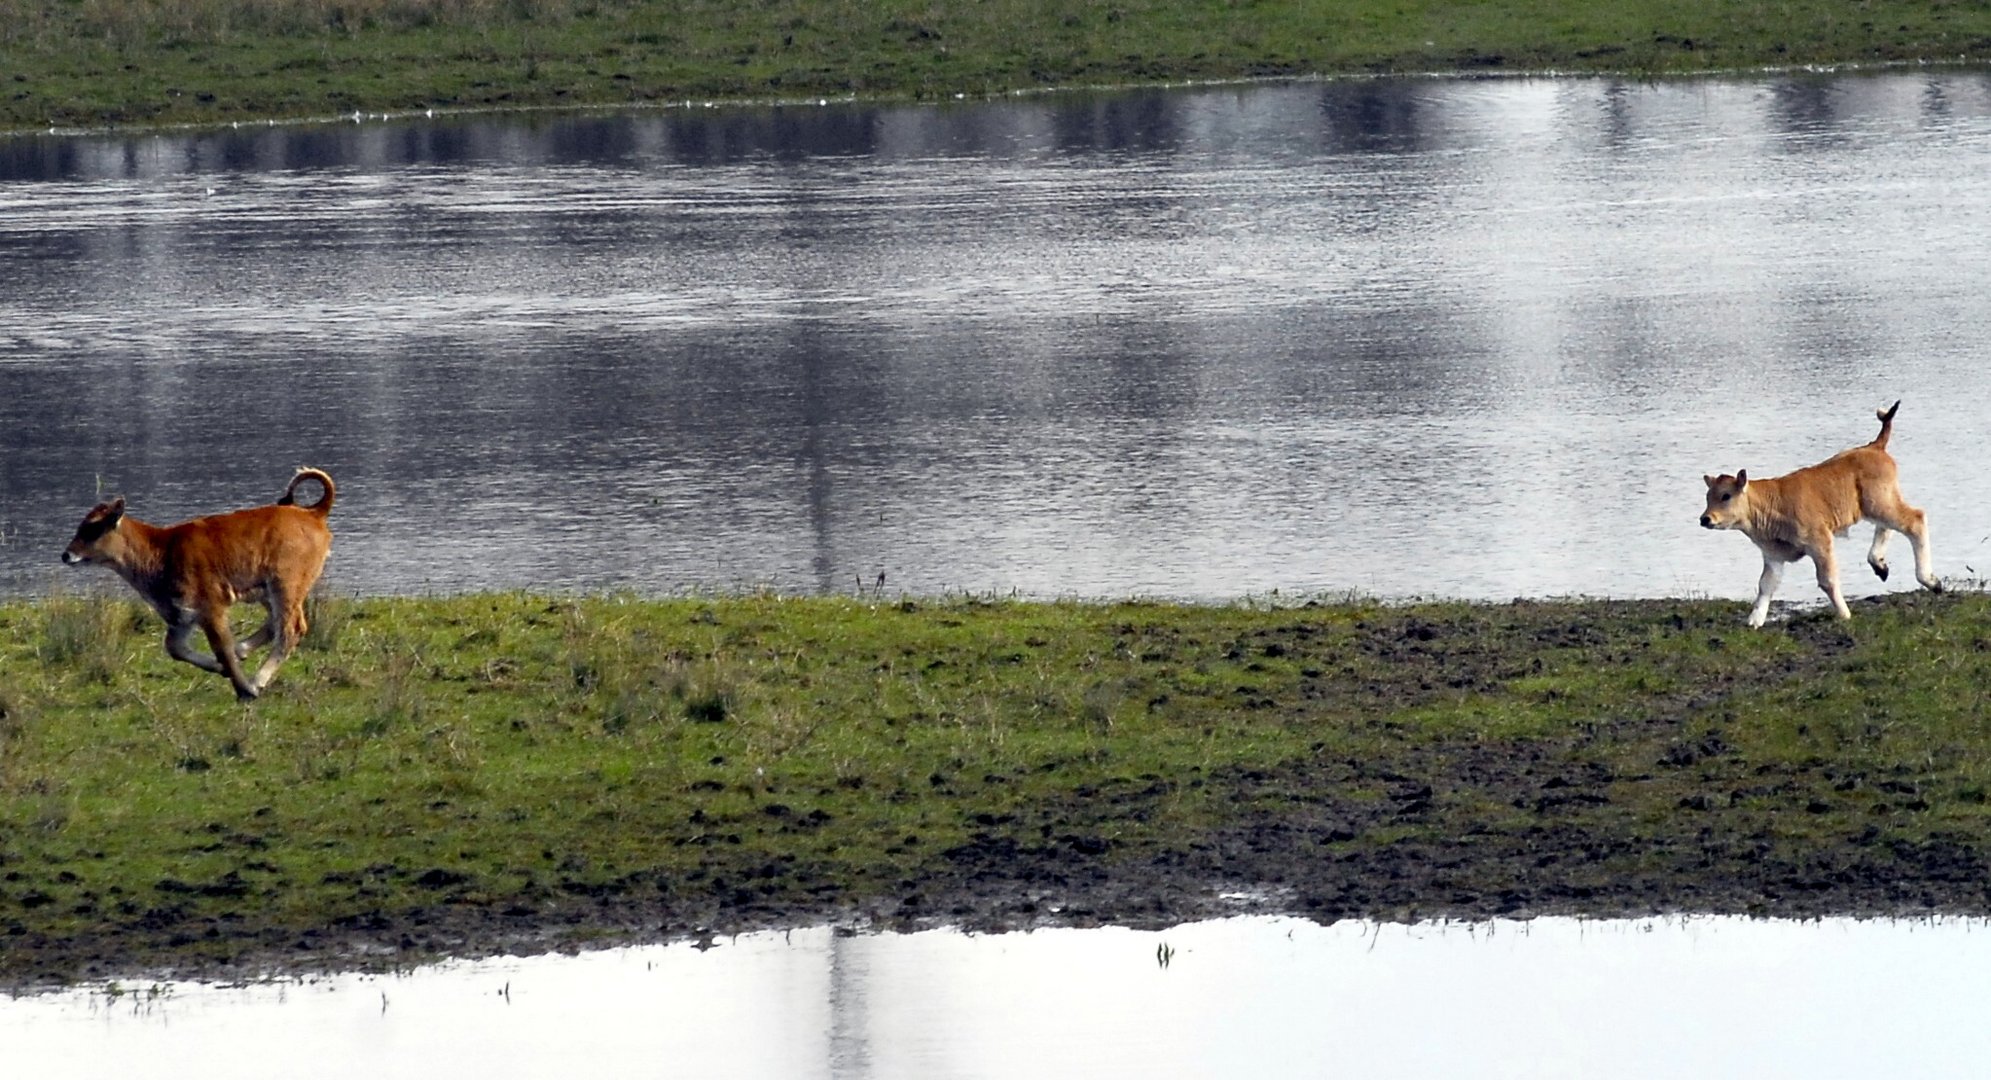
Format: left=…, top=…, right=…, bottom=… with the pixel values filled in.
left=1905, top=513, right=1940, bottom=590
left=1870, top=501, right=1941, bottom=591
left=1812, top=544, right=1852, bottom=620
left=1748, top=557, right=1785, bottom=628
left=1867, top=525, right=1893, bottom=581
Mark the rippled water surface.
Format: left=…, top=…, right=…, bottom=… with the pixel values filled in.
left=5, top=74, right=1991, bottom=600
left=9, top=916, right=1991, bottom=1079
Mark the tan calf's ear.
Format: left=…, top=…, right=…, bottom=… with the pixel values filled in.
left=1735, top=469, right=1748, bottom=488
left=1704, top=474, right=1717, bottom=488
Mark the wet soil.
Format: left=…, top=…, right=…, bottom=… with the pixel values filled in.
left=7, top=593, right=1989, bottom=990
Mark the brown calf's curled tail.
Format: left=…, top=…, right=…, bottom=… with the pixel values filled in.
left=277, top=467, right=336, bottom=514
left=1872, top=400, right=1901, bottom=449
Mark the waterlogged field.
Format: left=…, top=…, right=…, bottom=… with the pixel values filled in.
left=4, top=0, right=1991, bottom=129
left=3, top=589, right=1991, bottom=987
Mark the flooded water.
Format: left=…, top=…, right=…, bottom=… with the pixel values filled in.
left=4, top=73, right=1991, bottom=601
left=7, top=915, right=1991, bottom=1078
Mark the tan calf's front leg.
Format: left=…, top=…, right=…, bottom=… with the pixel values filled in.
left=1810, top=542, right=1853, bottom=621
left=1748, top=557, right=1785, bottom=628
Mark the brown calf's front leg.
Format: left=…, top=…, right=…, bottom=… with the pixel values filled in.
left=165, top=619, right=226, bottom=674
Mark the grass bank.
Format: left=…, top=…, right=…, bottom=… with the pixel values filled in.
left=3, top=0, right=1990, bottom=131
left=2, top=589, right=1990, bottom=988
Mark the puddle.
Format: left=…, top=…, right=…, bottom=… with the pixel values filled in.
left=8, top=915, right=1989, bottom=1078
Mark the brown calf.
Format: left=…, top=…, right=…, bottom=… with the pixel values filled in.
left=1701, top=402, right=1938, bottom=627
left=61, top=468, right=336, bottom=700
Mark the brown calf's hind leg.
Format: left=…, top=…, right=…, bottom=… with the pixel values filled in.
left=249, top=588, right=308, bottom=694
left=198, top=610, right=259, bottom=701
left=236, top=603, right=278, bottom=659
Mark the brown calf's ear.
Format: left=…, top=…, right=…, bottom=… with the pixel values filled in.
left=101, top=497, right=125, bottom=525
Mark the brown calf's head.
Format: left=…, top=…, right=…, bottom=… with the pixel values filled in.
left=1700, top=471, right=1749, bottom=530
left=62, top=498, right=128, bottom=566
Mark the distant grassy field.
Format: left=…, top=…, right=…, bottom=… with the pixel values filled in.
left=3, top=0, right=1990, bottom=131
left=4, top=589, right=1991, bottom=987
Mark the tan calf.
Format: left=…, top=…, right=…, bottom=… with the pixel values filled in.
left=61, top=468, right=336, bottom=701
left=1701, top=402, right=1938, bottom=627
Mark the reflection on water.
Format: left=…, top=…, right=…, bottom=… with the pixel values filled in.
left=3, top=74, right=1991, bottom=600
left=7, top=915, right=1991, bottom=1079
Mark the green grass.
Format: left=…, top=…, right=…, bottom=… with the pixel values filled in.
left=4, top=0, right=1990, bottom=131
left=3, top=588, right=1991, bottom=985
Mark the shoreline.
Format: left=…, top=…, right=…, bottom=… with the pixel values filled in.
left=0, top=57, right=1979, bottom=142
left=5, top=0, right=1990, bottom=135
left=7, top=57, right=1989, bottom=142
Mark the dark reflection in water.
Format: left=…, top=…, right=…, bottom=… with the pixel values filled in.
left=3, top=73, right=1991, bottom=601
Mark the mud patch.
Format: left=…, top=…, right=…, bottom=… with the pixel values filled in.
left=3, top=592, right=1987, bottom=990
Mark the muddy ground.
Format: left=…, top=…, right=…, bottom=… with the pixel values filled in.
left=7, top=593, right=1988, bottom=991
left=21, top=746, right=1978, bottom=992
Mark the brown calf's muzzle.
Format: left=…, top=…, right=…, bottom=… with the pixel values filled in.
left=63, top=498, right=125, bottom=566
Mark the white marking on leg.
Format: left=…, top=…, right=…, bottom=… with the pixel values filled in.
left=1867, top=525, right=1892, bottom=579
left=1911, top=522, right=1939, bottom=590
left=1748, top=558, right=1784, bottom=628
left=1814, top=552, right=1851, bottom=620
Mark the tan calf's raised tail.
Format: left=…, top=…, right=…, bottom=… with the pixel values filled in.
left=61, top=468, right=336, bottom=701
left=1700, top=402, right=1938, bottom=627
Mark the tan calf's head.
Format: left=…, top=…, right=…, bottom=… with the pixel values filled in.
left=62, top=498, right=129, bottom=566
left=1700, top=471, right=1750, bottom=530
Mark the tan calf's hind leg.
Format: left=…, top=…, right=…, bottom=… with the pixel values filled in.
left=1868, top=493, right=1941, bottom=591
left=1867, top=525, right=1893, bottom=581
